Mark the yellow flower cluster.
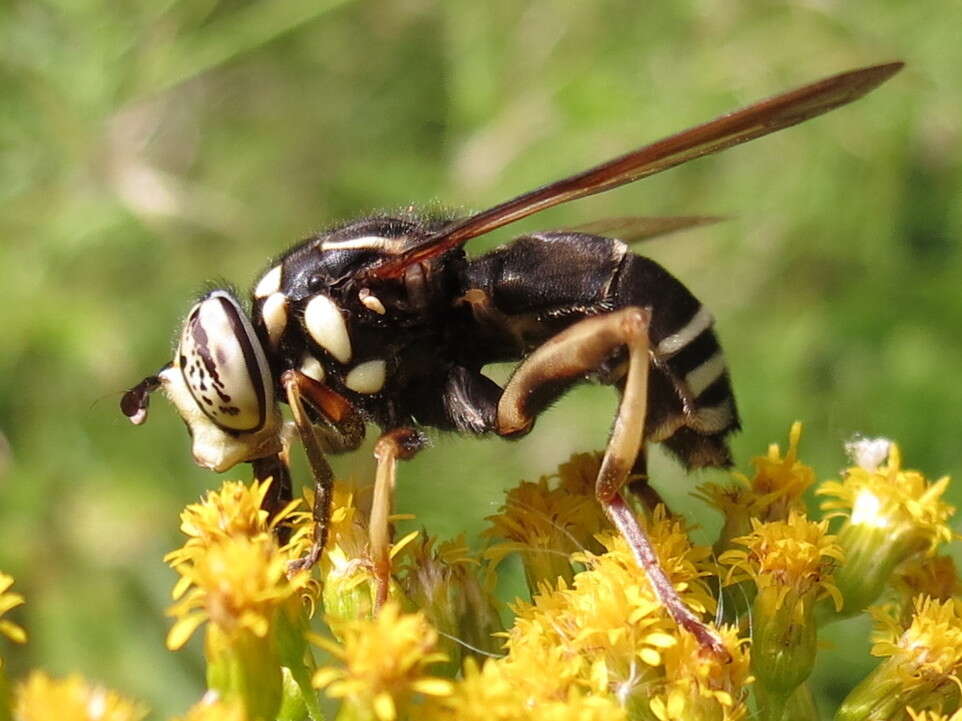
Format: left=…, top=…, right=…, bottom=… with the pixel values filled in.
left=0, top=423, right=959, bottom=721
left=871, top=597, right=962, bottom=688
left=14, top=671, right=147, bottom=721
left=495, top=511, right=748, bottom=720
left=313, top=602, right=453, bottom=721
left=720, top=511, right=845, bottom=614
left=484, top=452, right=608, bottom=589
left=436, top=657, right=628, bottom=721
left=695, top=422, right=814, bottom=543
left=818, top=444, right=955, bottom=555
left=163, top=478, right=320, bottom=721
left=816, top=442, right=957, bottom=624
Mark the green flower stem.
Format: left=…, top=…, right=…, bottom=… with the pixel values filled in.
left=276, top=602, right=325, bottom=721
left=755, top=684, right=789, bottom=721
left=278, top=667, right=310, bottom=721
left=782, top=683, right=819, bottom=721
left=286, top=663, right=325, bottom=721
left=206, top=627, right=283, bottom=721
left=752, top=588, right=818, bottom=719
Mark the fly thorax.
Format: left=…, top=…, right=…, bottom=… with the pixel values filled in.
left=301, top=292, right=389, bottom=396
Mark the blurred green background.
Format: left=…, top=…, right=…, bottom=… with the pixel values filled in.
left=1, top=0, right=960, bottom=716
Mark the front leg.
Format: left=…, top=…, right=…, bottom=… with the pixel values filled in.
left=497, top=307, right=727, bottom=656
left=281, top=370, right=365, bottom=572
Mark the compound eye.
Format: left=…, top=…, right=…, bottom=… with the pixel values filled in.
left=177, top=290, right=273, bottom=432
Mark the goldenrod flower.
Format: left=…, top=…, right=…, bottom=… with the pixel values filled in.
left=167, top=534, right=304, bottom=648
left=871, top=597, right=962, bottom=682
left=839, top=597, right=962, bottom=721
left=817, top=444, right=956, bottom=621
left=435, top=657, right=626, bottom=721
left=167, top=534, right=311, bottom=721
left=908, top=709, right=962, bottom=721
left=888, top=556, right=961, bottom=625
left=484, top=454, right=608, bottom=590
left=13, top=671, right=146, bottom=721
left=648, top=625, right=752, bottom=721
left=720, top=511, right=842, bottom=716
left=396, top=534, right=503, bottom=670
left=0, top=574, right=26, bottom=646
left=313, top=601, right=453, bottom=721
left=893, top=555, right=960, bottom=602
left=504, top=508, right=715, bottom=708
left=165, top=479, right=306, bottom=569
left=171, top=695, right=247, bottom=721
left=720, top=511, right=844, bottom=614
left=556, top=452, right=607, bottom=497
left=696, top=422, right=814, bottom=548
left=317, top=487, right=383, bottom=624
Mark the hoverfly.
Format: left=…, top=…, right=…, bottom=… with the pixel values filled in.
left=122, top=62, right=902, bottom=654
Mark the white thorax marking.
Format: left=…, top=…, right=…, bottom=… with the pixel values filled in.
left=320, top=235, right=406, bottom=253
left=299, top=354, right=326, bottom=383
left=345, top=359, right=386, bottom=394
left=254, top=265, right=282, bottom=299
left=359, top=288, right=386, bottom=315
left=304, top=294, right=352, bottom=363
left=261, top=293, right=288, bottom=349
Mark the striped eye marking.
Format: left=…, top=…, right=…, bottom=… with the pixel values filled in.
left=179, top=291, right=273, bottom=432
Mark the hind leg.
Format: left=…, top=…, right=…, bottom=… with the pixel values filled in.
left=497, top=307, right=726, bottom=656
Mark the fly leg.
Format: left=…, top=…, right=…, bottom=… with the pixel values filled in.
left=281, top=370, right=365, bottom=572
left=497, top=306, right=727, bottom=656
left=370, top=428, right=426, bottom=609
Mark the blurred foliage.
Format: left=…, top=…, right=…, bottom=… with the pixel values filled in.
left=0, top=0, right=959, bottom=717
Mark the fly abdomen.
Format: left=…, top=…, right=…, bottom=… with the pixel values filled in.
left=614, top=254, right=740, bottom=468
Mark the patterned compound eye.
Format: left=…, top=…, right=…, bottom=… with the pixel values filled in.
left=177, top=290, right=273, bottom=432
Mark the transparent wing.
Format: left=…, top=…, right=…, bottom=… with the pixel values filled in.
left=367, top=62, right=902, bottom=280
left=565, top=215, right=726, bottom=244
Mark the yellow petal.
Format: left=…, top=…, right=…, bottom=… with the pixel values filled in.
left=0, top=620, right=26, bottom=644
left=171, top=574, right=193, bottom=601
left=667, top=689, right=686, bottom=717
left=390, top=530, right=421, bottom=559
left=639, top=647, right=662, bottom=666
left=373, top=691, right=396, bottom=721
left=311, top=667, right=343, bottom=689
left=410, top=678, right=454, bottom=696
left=644, top=632, right=678, bottom=648
left=166, top=612, right=207, bottom=650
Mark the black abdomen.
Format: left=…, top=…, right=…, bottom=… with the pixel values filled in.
left=466, top=231, right=739, bottom=468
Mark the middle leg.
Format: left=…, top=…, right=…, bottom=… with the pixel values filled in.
left=370, top=428, right=427, bottom=608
